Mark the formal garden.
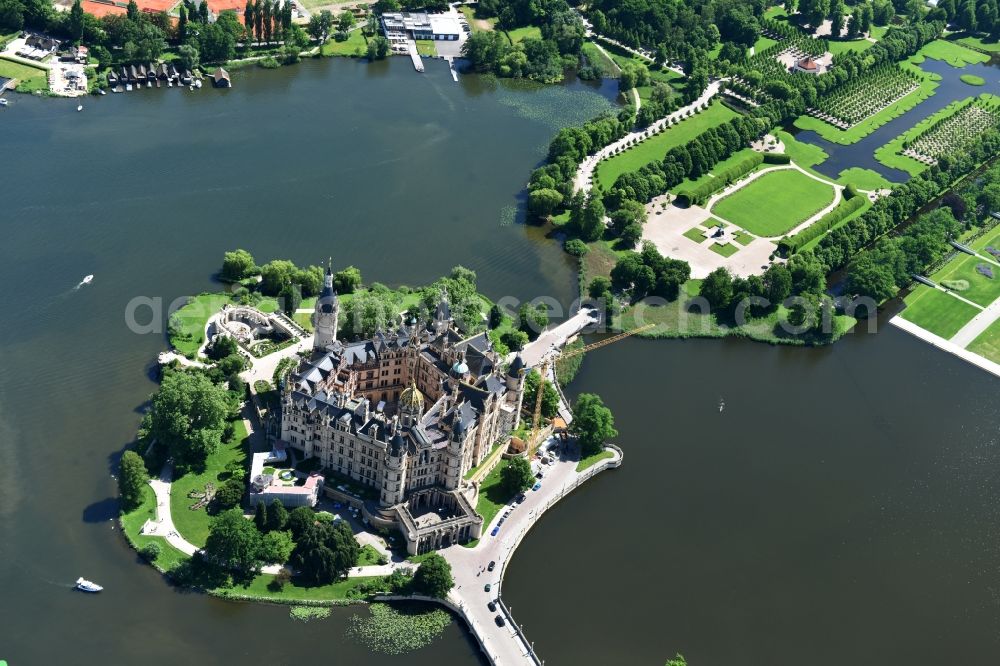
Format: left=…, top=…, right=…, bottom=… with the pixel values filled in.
left=806, top=65, right=921, bottom=128
left=710, top=168, right=837, bottom=237
left=899, top=285, right=982, bottom=339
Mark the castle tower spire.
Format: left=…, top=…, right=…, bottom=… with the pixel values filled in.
left=313, top=259, right=339, bottom=351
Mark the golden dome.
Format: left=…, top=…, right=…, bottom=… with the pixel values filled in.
left=399, top=382, right=424, bottom=411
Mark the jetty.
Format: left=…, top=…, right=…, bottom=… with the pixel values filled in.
left=407, top=42, right=424, bottom=72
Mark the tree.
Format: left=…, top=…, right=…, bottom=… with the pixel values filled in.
left=214, top=477, right=245, bottom=509
left=334, top=266, right=362, bottom=293
left=259, top=530, right=295, bottom=564
left=578, top=192, right=606, bottom=242
left=253, top=500, right=268, bottom=531
left=501, top=456, right=534, bottom=495
left=118, top=450, right=149, bottom=512
left=279, top=283, right=302, bottom=316
left=500, top=329, right=529, bottom=352
left=846, top=252, right=897, bottom=302
left=518, top=302, right=549, bottom=340
left=204, top=508, right=263, bottom=572
left=69, top=0, right=84, bottom=41
left=140, top=371, right=230, bottom=471
left=588, top=276, right=612, bottom=300
left=763, top=264, right=792, bottom=306
left=412, top=553, right=454, bottom=598
left=699, top=267, right=734, bottom=310
left=199, top=22, right=236, bottom=63
left=222, top=249, right=255, bottom=282
left=528, top=187, right=563, bottom=219
left=291, top=520, right=359, bottom=585
left=265, top=498, right=288, bottom=532
left=206, top=334, right=238, bottom=361
left=307, top=9, right=332, bottom=40
left=287, top=505, right=316, bottom=539
left=570, top=393, right=617, bottom=456
left=337, top=9, right=355, bottom=32
left=177, top=43, right=199, bottom=72
left=139, top=542, right=161, bottom=562
left=0, top=0, right=25, bottom=32
left=368, top=34, right=390, bottom=59
left=524, top=370, right=559, bottom=419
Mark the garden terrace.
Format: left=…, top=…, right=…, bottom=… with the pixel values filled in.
left=902, top=98, right=1000, bottom=166
left=709, top=167, right=837, bottom=238
left=806, top=65, right=921, bottom=128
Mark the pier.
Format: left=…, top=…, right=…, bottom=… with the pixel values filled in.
left=407, top=42, right=424, bottom=72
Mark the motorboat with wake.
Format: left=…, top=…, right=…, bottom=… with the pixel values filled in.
left=76, top=577, right=103, bottom=593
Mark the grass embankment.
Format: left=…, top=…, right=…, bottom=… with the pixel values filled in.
left=170, top=419, right=249, bottom=548
left=968, top=319, right=1000, bottom=363
left=214, top=574, right=381, bottom=603
left=618, top=280, right=856, bottom=345
left=827, top=38, right=875, bottom=56
left=711, top=168, right=836, bottom=237
left=956, top=33, right=1000, bottom=54
left=576, top=450, right=614, bottom=472
left=874, top=94, right=1000, bottom=177
left=899, top=286, right=980, bottom=339
left=595, top=101, right=738, bottom=189
left=321, top=30, right=369, bottom=57
left=0, top=56, right=48, bottom=93
left=580, top=41, right=619, bottom=78
left=911, top=39, right=989, bottom=68
left=835, top=167, right=896, bottom=190
left=119, top=484, right=191, bottom=573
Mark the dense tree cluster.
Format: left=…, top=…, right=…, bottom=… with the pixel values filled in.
left=609, top=242, right=691, bottom=302
left=462, top=0, right=585, bottom=82
left=570, top=393, right=617, bottom=456
left=937, top=0, right=1000, bottom=37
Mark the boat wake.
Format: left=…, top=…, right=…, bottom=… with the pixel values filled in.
left=72, top=274, right=94, bottom=290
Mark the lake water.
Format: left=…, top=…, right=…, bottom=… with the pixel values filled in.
left=792, top=56, right=1000, bottom=183
left=1, top=56, right=998, bottom=666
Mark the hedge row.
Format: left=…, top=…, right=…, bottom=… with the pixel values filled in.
left=763, top=152, right=791, bottom=164
left=676, top=152, right=764, bottom=205
left=779, top=195, right=867, bottom=254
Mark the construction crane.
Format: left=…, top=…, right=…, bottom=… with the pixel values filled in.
left=524, top=323, right=654, bottom=455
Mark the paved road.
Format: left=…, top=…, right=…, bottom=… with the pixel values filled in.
left=440, top=439, right=622, bottom=666
left=514, top=307, right=599, bottom=370
left=950, top=295, right=1000, bottom=346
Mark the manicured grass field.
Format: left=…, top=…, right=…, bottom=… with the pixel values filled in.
left=967, top=318, right=1000, bottom=363
left=774, top=130, right=828, bottom=169
left=900, top=286, right=981, bottom=339
left=576, top=450, right=613, bottom=472
left=827, top=38, right=875, bottom=55
left=956, top=34, right=1000, bottom=54
left=929, top=251, right=1000, bottom=308
left=120, top=484, right=191, bottom=573
left=169, top=293, right=232, bottom=357
left=474, top=458, right=516, bottom=527
left=961, top=73, right=986, bottom=86
left=321, top=30, right=368, bottom=57
left=752, top=35, right=778, bottom=53
left=912, top=39, right=989, bottom=68
left=506, top=26, right=541, bottom=44
left=710, top=169, right=836, bottom=237
left=836, top=167, right=896, bottom=190
left=169, top=419, right=249, bottom=548
left=415, top=40, right=437, bottom=57
left=710, top=242, right=739, bottom=257
left=595, top=102, right=738, bottom=190
left=683, top=226, right=706, bottom=243
left=0, top=56, right=48, bottom=93
left=732, top=230, right=754, bottom=246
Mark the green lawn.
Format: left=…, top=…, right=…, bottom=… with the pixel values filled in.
left=774, top=130, right=828, bottom=169
left=900, top=286, right=981, bottom=339
left=474, top=458, right=514, bottom=527
left=971, top=226, right=1000, bottom=252
left=956, top=34, right=1000, bottom=54
left=967, top=318, right=1000, bottom=363
left=732, top=230, right=754, bottom=246
left=595, top=102, right=738, bottom=190
left=961, top=73, right=986, bottom=86
left=169, top=293, right=232, bottom=358
left=683, top=226, right=706, bottom=243
left=170, top=419, right=249, bottom=548
left=709, top=242, right=739, bottom=257
left=581, top=41, right=618, bottom=78
left=415, top=40, right=438, bottom=57
left=459, top=5, right=497, bottom=32
left=120, top=483, right=191, bottom=573
left=358, top=544, right=386, bottom=566
left=505, top=26, right=541, bottom=44
left=711, top=169, right=836, bottom=237
left=827, top=38, right=875, bottom=55
left=836, top=167, right=896, bottom=191
left=912, top=39, right=989, bottom=68
left=216, top=573, right=380, bottom=602
left=576, top=450, right=613, bottom=472
left=929, top=251, right=1000, bottom=308
left=0, top=56, right=48, bottom=93
left=752, top=35, right=778, bottom=53
left=293, top=311, right=314, bottom=331
left=321, top=30, right=368, bottom=57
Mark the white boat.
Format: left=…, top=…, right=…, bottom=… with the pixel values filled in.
left=125, top=83, right=132, bottom=91
left=76, top=104, right=83, bottom=112
left=75, top=577, right=103, bottom=593
left=81, top=274, right=94, bottom=285
left=194, top=79, right=202, bottom=89
left=0, top=98, right=8, bottom=107
left=99, top=89, right=106, bottom=95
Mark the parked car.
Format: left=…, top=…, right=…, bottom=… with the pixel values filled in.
left=532, top=482, right=541, bottom=491
left=484, top=583, right=492, bottom=592
left=516, top=493, right=526, bottom=503
left=491, top=526, right=500, bottom=536
left=488, top=600, right=497, bottom=612
left=495, top=615, right=506, bottom=627
left=488, top=560, right=496, bottom=572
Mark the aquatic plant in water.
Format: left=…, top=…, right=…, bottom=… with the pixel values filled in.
left=347, top=603, right=452, bottom=654
left=289, top=606, right=332, bottom=622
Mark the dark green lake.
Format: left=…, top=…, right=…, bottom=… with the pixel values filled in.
left=1, top=56, right=998, bottom=666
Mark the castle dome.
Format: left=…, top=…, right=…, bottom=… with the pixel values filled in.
left=399, top=382, right=424, bottom=411
left=451, top=360, right=469, bottom=376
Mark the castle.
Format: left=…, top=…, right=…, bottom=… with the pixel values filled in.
left=278, top=266, right=526, bottom=554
